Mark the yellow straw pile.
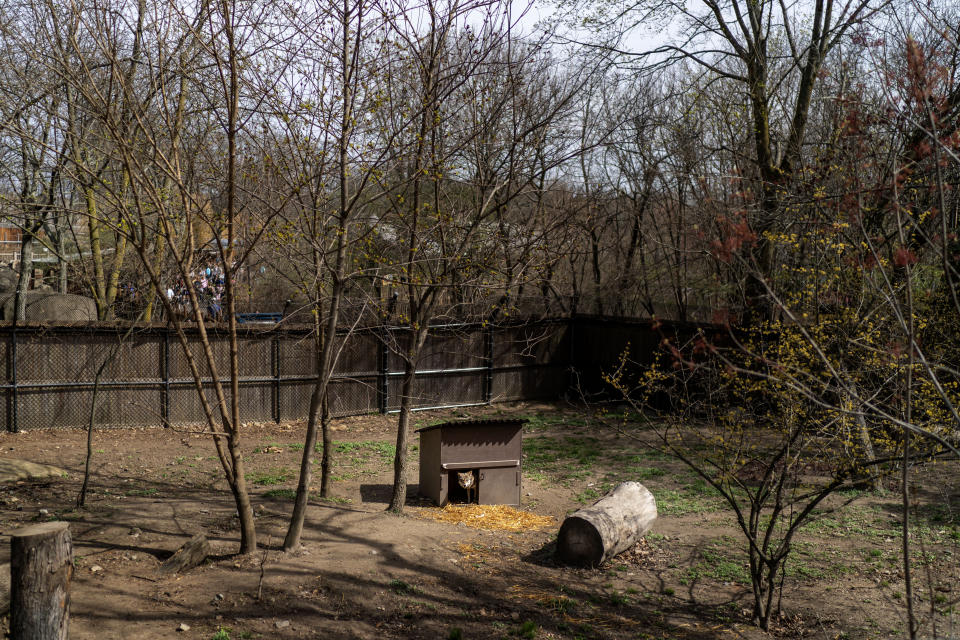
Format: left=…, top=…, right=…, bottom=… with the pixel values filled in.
left=418, top=504, right=555, bottom=532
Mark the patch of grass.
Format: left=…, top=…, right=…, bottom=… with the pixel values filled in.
left=288, top=442, right=304, bottom=451
left=799, top=506, right=889, bottom=538
left=630, top=449, right=674, bottom=462
left=655, top=488, right=724, bottom=516
left=576, top=483, right=613, bottom=503
left=516, top=620, right=538, bottom=639
left=262, top=488, right=296, bottom=500
left=915, top=503, right=960, bottom=526
left=680, top=546, right=750, bottom=586
left=448, top=628, right=463, bottom=640
left=628, top=466, right=666, bottom=480
left=521, top=413, right=587, bottom=432
left=544, top=595, right=576, bottom=615
left=335, top=440, right=395, bottom=459
left=211, top=627, right=231, bottom=640
left=247, top=468, right=293, bottom=486
left=785, top=562, right=827, bottom=580
left=319, top=496, right=352, bottom=505
left=523, top=435, right=604, bottom=482
left=390, top=578, right=419, bottom=595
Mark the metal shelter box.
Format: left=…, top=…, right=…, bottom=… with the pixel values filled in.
left=417, top=419, right=526, bottom=506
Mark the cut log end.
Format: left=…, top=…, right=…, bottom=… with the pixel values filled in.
left=555, top=482, right=657, bottom=567
left=556, top=517, right=605, bottom=567
left=10, top=521, right=70, bottom=542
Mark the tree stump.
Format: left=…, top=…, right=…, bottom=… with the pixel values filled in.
left=0, top=562, right=10, bottom=615
left=160, top=533, right=210, bottom=574
left=556, top=482, right=657, bottom=567
left=10, top=521, right=72, bottom=640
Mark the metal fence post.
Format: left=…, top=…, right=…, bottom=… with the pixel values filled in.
left=568, top=315, right=577, bottom=395
left=8, top=326, right=17, bottom=432
left=377, top=328, right=389, bottom=414
left=272, top=334, right=281, bottom=423
left=161, top=330, right=170, bottom=427
left=483, top=324, right=494, bottom=403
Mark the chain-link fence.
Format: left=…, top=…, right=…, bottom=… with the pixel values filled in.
left=0, top=318, right=578, bottom=431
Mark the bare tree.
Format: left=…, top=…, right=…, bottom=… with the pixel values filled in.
left=40, top=0, right=297, bottom=553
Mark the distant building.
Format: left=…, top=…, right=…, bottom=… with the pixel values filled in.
left=0, top=221, right=21, bottom=265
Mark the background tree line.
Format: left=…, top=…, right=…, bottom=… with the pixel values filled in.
left=1, top=0, right=958, bottom=633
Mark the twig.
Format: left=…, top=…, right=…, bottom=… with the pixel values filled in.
left=257, top=536, right=271, bottom=601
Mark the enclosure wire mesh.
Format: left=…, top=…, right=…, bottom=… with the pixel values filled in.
left=0, top=320, right=571, bottom=431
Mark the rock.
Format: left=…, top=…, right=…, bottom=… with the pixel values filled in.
left=215, top=593, right=224, bottom=601
left=160, top=533, right=210, bottom=575
left=275, top=620, right=290, bottom=629
left=510, top=611, right=520, bottom=621
left=90, top=565, right=103, bottom=573
left=129, top=527, right=142, bottom=537
left=177, top=623, right=190, bottom=632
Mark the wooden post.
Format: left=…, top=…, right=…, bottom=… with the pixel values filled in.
left=10, top=521, right=72, bottom=640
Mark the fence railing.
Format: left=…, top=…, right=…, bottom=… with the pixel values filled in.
left=0, top=315, right=712, bottom=431
left=0, top=318, right=575, bottom=431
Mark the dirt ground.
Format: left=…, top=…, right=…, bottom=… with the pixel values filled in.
left=0, top=402, right=957, bottom=640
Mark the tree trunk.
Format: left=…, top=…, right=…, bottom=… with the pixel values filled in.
left=556, top=482, right=657, bottom=567
left=14, top=228, right=35, bottom=322
left=319, top=395, right=332, bottom=497
left=57, top=231, right=67, bottom=294
left=284, top=208, right=348, bottom=548
left=10, top=522, right=72, bottom=640
left=388, top=363, right=417, bottom=513
left=283, top=344, right=323, bottom=550
left=228, top=446, right=257, bottom=554
left=388, top=324, right=429, bottom=513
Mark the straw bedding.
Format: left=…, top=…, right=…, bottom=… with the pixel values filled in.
left=417, top=504, right=555, bottom=531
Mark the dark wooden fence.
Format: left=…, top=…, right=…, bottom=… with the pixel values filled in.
left=0, top=319, right=574, bottom=431
left=0, top=316, right=710, bottom=431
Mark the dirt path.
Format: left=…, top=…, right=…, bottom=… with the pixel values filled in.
left=0, top=403, right=955, bottom=639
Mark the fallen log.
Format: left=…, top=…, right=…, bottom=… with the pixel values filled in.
left=160, top=533, right=210, bottom=575
left=556, top=482, right=657, bottom=567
